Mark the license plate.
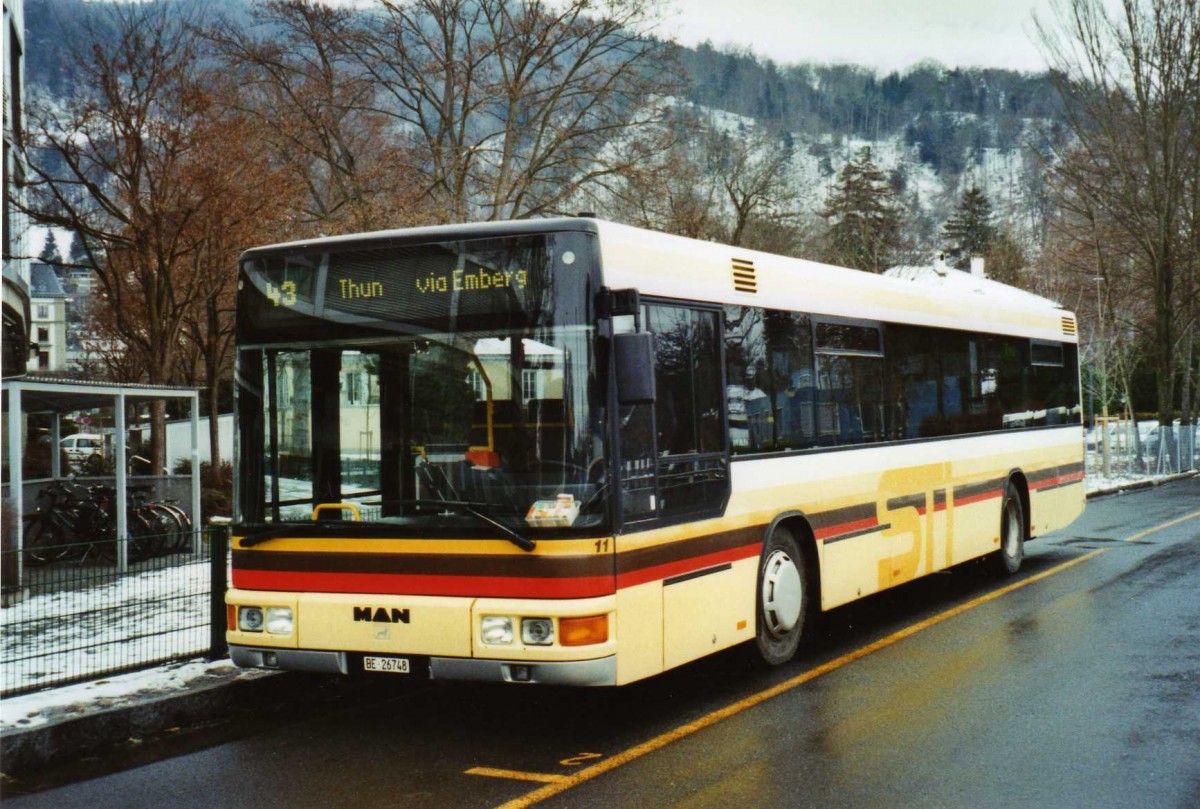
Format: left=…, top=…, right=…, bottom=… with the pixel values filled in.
left=363, top=655, right=410, bottom=674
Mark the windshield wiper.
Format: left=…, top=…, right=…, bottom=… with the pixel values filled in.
left=401, top=499, right=536, bottom=552
left=236, top=501, right=536, bottom=552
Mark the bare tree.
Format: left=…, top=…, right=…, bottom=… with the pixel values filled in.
left=1041, top=183, right=1149, bottom=433
left=24, top=4, right=301, bottom=474
left=347, top=0, right=680, bottom=222
left=207, top=0, right=427, bottom=234
left=587, top=107, right=812, bottom=255
left=1037, top=0, right=1200, bottom=432
left=584, top=106, right=723, bottom=239
left=176, top=73, right=300, bottom=472
left=22, top=3, right=218, bottom=471
left=705, top=126, right=800, bottom=247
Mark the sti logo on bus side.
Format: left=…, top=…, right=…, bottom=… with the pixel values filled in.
left=354, top=607, right=411, bottom=624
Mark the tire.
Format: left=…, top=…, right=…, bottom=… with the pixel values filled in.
left=755, top=525, right=810, bottom=666
left=82, top=452, right=104, bottom=475
left=23, top=516, right=67, bottom=566
left=993, top=483, right=1025, bottom=575
left=128, top=511, right=163, bottom=563
left=158, top=503, right=192, bottom=552
left=144, top=504, right=181, bottom=555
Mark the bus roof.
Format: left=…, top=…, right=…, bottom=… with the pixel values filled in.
left=587, top=219, right=1076, bottom=344
left=240, top=216, right=1077, bottom=344
left=238, top=217, right=601, bottom=261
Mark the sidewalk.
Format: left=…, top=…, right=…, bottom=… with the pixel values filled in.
left=2, top=471, right=1195, bottom=783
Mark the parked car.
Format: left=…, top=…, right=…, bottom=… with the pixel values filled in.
left=61, top=433, right=104, bottom=467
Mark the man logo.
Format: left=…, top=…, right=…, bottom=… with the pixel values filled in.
left=354, top=607, right=411, bottom=624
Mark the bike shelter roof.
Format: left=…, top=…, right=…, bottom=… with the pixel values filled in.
left=2, top=376, right=198, bottom=413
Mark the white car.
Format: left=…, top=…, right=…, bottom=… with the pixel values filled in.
left=61, top=433, right=104, bottom=466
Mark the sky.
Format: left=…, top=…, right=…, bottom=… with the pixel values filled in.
left=662, top=0, right=1057, bottom=74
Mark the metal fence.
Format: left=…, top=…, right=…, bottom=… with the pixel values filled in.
left=0, top=526, right=228, bottom=697
left=1085, top=422, right=1200, bottom=479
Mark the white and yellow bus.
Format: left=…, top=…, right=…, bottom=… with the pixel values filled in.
left=227, top=217, right=1084, bottom=685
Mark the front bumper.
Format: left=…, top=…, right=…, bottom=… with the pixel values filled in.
left=229, top=645, right=617, bottom=686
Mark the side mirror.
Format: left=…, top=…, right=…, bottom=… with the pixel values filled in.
left=614, top=332, right=655, bottom=405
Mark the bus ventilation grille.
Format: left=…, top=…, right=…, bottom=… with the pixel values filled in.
left=732, top=258, right=757, bottom=293
left=1061, top=316, right=1077, bottom=336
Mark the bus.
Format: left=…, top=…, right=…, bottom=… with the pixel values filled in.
left=227, top=217, right=1084, bottom=685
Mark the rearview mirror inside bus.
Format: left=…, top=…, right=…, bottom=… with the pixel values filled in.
left=614, top=332, right=656, bottom=405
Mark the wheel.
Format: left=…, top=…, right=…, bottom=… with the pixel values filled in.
left=993, top=483, right=1025, bottom=575
left=755, top=526, right=809, bottom=665
left=151, top=503, right=187, bottom=553
left=128, top=509, right=166, bottom=562
left=22, top=516, right=67, bottom=566
left=81, top=452, right=104, bottom=475
left=167, top=505, right=194, bottom=552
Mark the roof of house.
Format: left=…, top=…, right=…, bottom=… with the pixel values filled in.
left=29, top=263, right=67, bottom=299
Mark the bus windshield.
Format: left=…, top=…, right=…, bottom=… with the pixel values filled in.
left=234, top=231, right=606, bottom=537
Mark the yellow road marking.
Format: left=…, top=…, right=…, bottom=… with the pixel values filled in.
left=497, top=506, right=1200, bottom=809
left=1120, top=509, right=1200, bottom=543
left=467, top=767, right=567, bottom=784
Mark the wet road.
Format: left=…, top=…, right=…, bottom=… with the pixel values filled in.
left=7, top=478, right=1200, bottom=808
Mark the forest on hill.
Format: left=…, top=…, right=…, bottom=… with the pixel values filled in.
left=678, top=43, right=1067, bottom=175
left=25, top=0, right=1070, bottom=194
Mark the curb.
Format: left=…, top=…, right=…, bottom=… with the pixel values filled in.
left=1085, top=470, right=1198, bottom=499
left=0, top=668, right=285, bottom=780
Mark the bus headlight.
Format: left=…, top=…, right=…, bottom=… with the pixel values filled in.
left=238, top=606, right=264, bottom=632
left=521, top=618, right=554, bottom=646
left=266, top=607, right=294, bottom=635
left=481, top=616, right=514, bottom=645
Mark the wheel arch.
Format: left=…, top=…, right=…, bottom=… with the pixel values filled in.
left=763, top=511, right=822, bottom=614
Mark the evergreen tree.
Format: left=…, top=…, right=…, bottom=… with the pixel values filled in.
left=39, top=230, right=61, bottom=264
left=67, top=230, right=90, bottom=267
left=942, top=185, right=996, bottom=268
left=820, top=147, right=902, bottom=273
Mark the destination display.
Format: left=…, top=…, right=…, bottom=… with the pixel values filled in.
left=240, top=235, right=573, bottom=337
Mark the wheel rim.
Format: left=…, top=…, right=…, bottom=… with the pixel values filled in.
left=761, top=550, right=803, bottom=639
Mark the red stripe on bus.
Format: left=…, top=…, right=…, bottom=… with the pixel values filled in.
left=231, top=570, right=615, bottom=599
left=616, top=542, right=761, bottom=589
left=813, top=517, right=880, bottom=541
left=1030, top=471, right=1085, bottom=490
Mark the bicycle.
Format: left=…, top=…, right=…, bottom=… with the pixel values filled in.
left=21, top=479, right=115, bottom=565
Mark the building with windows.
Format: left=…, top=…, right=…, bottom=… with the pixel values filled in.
left=3, top=0, right=30, bottom=378
left=27, top=262, right=68, bottom=372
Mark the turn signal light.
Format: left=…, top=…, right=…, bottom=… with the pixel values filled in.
left=559, top=614, right=608, bottom=646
